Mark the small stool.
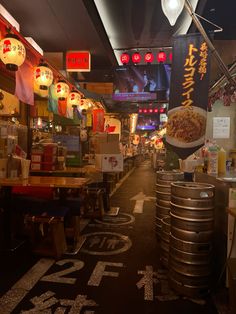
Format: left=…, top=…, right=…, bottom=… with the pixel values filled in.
left=25, top=213, right=67, bottom=259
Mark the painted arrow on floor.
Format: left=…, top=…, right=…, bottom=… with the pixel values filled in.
left=130, top=192, right=155, bottom=214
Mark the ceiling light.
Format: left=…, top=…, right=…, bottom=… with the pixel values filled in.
left=161, top=0, right=185, bottom=26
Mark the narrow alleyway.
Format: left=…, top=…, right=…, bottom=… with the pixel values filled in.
left=0, top=160, right=221, bottom=313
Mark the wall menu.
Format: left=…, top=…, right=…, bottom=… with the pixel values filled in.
left=213, top=117, right=230, bottom=139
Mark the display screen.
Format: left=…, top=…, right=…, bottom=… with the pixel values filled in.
left=112, top=64, right=171, bottom=102
left=136, top=115, right=159, bottom=131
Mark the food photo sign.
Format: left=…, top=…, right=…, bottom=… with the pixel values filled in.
left=166, top=33, right=211, bottom=159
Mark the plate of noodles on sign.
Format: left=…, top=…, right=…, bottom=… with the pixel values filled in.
left=166, top=106, right=207, bottom=148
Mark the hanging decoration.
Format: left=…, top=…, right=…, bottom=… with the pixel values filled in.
left=157, top=51, right=167, bottom=63
left=55, top=80, right=70, bottom=100
left=132, top=52, right=141, bottom=64
left=0, top=32, right=26, bottom=71
left=144, top=52, right=154, bottom=63
left=34, top=60, right=53, bottom=90
left=67, top=89, right=81, bottom=107
left=120, top=52, right=130, bottom=65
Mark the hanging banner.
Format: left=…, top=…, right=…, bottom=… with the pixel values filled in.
left=166, top=33, right=210, bottom=159
left=15, top=60, right=34, bottom=106
left=92, top=109, right=104, bottom=132
left=48, top=84, right=58, bottom=114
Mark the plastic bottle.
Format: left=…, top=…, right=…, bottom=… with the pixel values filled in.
left=218, top=148, right=226, bottom=175
left=207, top=144, right=218, bottom=175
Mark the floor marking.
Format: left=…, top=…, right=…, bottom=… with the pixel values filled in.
left=133, top=199, right=144, bottom=213
left=81, top=231, right=132, bottom=255
left=0, top=258, right=54, bottom=314
left=131, top=192, right=155, bottom=214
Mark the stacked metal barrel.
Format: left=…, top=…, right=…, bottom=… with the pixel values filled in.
left=169, top=182, right=215, bottom=298
left=155, top=171, right=184, bottom=268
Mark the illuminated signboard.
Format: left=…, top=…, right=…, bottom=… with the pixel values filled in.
left=66, top=51, right=91, bottom=72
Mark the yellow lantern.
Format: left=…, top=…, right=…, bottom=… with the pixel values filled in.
left=55, top=80, right=70, bottom=100
left=0, top=34, right=26, bottom=71
left=34, top=61, right=53, bottom=90
left=67, top=89, right=81, bottom=107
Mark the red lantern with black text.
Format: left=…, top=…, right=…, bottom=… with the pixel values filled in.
left=132, top=52, right=141, bottom=64
left=144, top=52, right=154, bottom=63
left=157, top=51, right=167, bottom=63
left=120, top=53, right=130, bottom=65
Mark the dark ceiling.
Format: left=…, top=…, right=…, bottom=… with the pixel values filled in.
left=0, top=0, right=235, bottom=85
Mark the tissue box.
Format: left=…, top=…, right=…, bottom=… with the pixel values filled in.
left=95, top=154, right=123, bottom=172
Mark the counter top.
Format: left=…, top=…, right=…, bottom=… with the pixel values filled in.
left=195, top=171, right=236, bottom=185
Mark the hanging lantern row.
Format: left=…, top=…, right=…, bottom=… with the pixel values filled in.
left=139, top=108, right=166, bottom=114
left=0, top=30, right=83, bottom=105
left=120, top=51, right=172, bottom=65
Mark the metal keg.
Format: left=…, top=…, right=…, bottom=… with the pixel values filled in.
left=155, top=171, right=184, bottom=238
left=169, top=181, right=215, bottom=298
left=160, top=216, right=171, bottom=268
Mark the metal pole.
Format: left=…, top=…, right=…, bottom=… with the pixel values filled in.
left=184, top=0, right=236, bottom=87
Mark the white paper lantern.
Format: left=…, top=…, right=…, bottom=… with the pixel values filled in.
left=34, top=62, right=53, bottom=90
left=67, top=90, right=81, bottom=106
left=0, top=34, right=26, bottom=71
left=55, top=80, right=70, bottom=100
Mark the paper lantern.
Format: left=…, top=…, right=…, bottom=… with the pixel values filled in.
left=120, top=53, right=130, bottom=65
left=157, top=51, right=167, bottom=63
left=55, top=80, right=70, bottom=100
left=144, top=52, right=154, bottom=63
left=68, top=90, right=81, bottom=106
left=0, top=34, right=26, bottom=71
left=132, top=52, right=141, bottom=64
left=34, top=61, right=53, bottom=90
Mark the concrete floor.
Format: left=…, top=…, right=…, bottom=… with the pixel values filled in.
left=0, top=159, right=230, bottom=313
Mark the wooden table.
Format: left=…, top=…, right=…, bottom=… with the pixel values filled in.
left=30, top=165, right=99, bottom=177
left=0, top=176, right=91, bottom=251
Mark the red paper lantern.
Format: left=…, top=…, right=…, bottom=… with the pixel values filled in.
left=157, top=51, right=167, bottom=63
left=149, top=109, right=153, bottom=113
left=144, top=52, right=154, bottom=63
left=120, top=53, right=130, bottom=65
left=139, top=109, right=143, bottom=113
left=154, top=109, right=158, bottom=113
left=132, top=52, right=141, bottom=64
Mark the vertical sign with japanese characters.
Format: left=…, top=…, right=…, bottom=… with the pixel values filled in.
left=166, top=33, right=211, bottom=159
left=92, top=109, right=105, bottom=132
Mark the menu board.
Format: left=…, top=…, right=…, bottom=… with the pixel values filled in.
left=213, top=117, right=230, bottom=139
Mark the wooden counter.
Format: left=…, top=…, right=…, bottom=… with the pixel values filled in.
left=195, top=172, right=236, bottom=286
left=0, top=176, right=91, bottom=188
